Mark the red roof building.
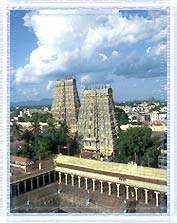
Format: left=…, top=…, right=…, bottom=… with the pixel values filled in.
left=10, top=155, right=34, bottom=166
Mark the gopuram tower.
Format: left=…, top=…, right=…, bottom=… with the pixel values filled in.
left=77, top=85, right=118, bottom=157
left=51, top=78, right=80, bottom=133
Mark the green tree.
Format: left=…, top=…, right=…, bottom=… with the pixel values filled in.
left=114, top=125, right=161, bottom=167
left=31, top=119, right=41, bottom=159
left=56, top=124, right=70, bottom=149
left=65, top=135, right=80, bottom=156
left=142, top=145, right=160, bottom=167
left=59, top=120, right=69, bottom=134
left=30, top=112, right=52, bottom=123
left=21, top=129, right=34, bottom=144
left=115, top=107, right=129, bottom=127
left=50, top=120, right=79, bottom=156
left=46, top=117, right=56, bottom=134
left=31, top=120, right=41, bottom=136
left=17, top=144, right=35, bottom=160
left=36, top=136, right=52, bottom=160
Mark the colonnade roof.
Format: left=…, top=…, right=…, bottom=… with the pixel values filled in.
left=10, top=166, right=54, bottom=184
left=54, top=155, right=167, bottom=182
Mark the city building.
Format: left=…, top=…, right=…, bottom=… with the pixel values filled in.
left=159, top=113, right=167, bottom=123
left=51, top=78, right=80, bottom=133
left=10, top=155, right=34, bottom=172
left=150, top=111, right=159, bottom=123
left=77, top=85, right=118, bottom=157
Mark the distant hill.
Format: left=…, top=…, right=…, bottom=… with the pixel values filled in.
left=11, top=98, right=52, bottom=107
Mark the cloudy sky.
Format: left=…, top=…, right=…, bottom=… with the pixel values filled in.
left=10, top=9, right=167, bottom=102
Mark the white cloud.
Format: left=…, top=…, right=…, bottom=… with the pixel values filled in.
left=153, top=28, right=167, bottom=43
left=46, top=80, right=54, bottom=91
left=15, top=10, right=167, bottom=84
left=146, top=47, right=152, bottom=54
left=98, top=53, right=107, bottom=61
left=146, top=44, right=166, bottom=56
left=111, top=50, right=119, bottom=57
left=80, top=74, right=91, bottom=84
left=79, top=72, right=113, bottom=86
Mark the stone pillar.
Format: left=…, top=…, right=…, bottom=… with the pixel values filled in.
left=17, top=183, right=20, bottom=196
left=24, top=180, right=26, bottom=192
left=92, top=179, right=95, bottom=191
left=144, top=189, right=148, bottom=204
left=30, top=178, right=33, bottom=190
left=134, top=187, right=138, bottom=201
left=155, top=191, right=160, bottom=207
left=126, top=185, right=129, bottom=200
left=39, top=162, right=42, bottom=170
left=85, top=177, right=88, bottom=190
left=65, top=173, right=68, bottom=185
left=100, top=181, right=103, bottom=194
left=48, top=172, right=51, bottom=183
left=43, top=175, right=45, bottom=186
left=36, top=176, right=39, bottom=188
left=116, top=183, right=120, bottom=197
left=108, top=182, right=111, bottom=195
left=78, top=176, right=81, bottom=188
left=71, top=175, right=74, bottom=186
left=59, top=172, right=61, bottom=184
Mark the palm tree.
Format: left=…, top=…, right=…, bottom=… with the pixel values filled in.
left=46, top=117, right=56, bottom=135
left=31, top=119, right=41, bottom=162
left=31, top=120, right=41, bottom=136
left=21, top=129, right=34, bottom=144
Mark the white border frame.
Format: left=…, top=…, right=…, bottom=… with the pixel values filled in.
left=0, top=0, right=176, bottom=222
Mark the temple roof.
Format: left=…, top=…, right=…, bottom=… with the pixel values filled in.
left=54, top=155, right=166, bottom=182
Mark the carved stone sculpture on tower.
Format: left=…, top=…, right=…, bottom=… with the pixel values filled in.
left=77, top=85, right=118, bottom=157
left=51, top=78, right=80, bottom=133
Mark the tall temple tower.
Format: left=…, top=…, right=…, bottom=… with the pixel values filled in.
left=51, top=78, right=80, bottom=133
left=77, top=85, right=118, bottom=157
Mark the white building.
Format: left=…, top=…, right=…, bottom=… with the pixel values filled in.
left=18, top=110, right=23, bottom=117
left=159, top=113, right=167, bottom=122
left=150, top=111, right=159, bottom=123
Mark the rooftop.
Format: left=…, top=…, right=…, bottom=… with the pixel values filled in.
left=54, top=155, right=166, bottom=182
left=10, top=155, right=33, bottom=165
